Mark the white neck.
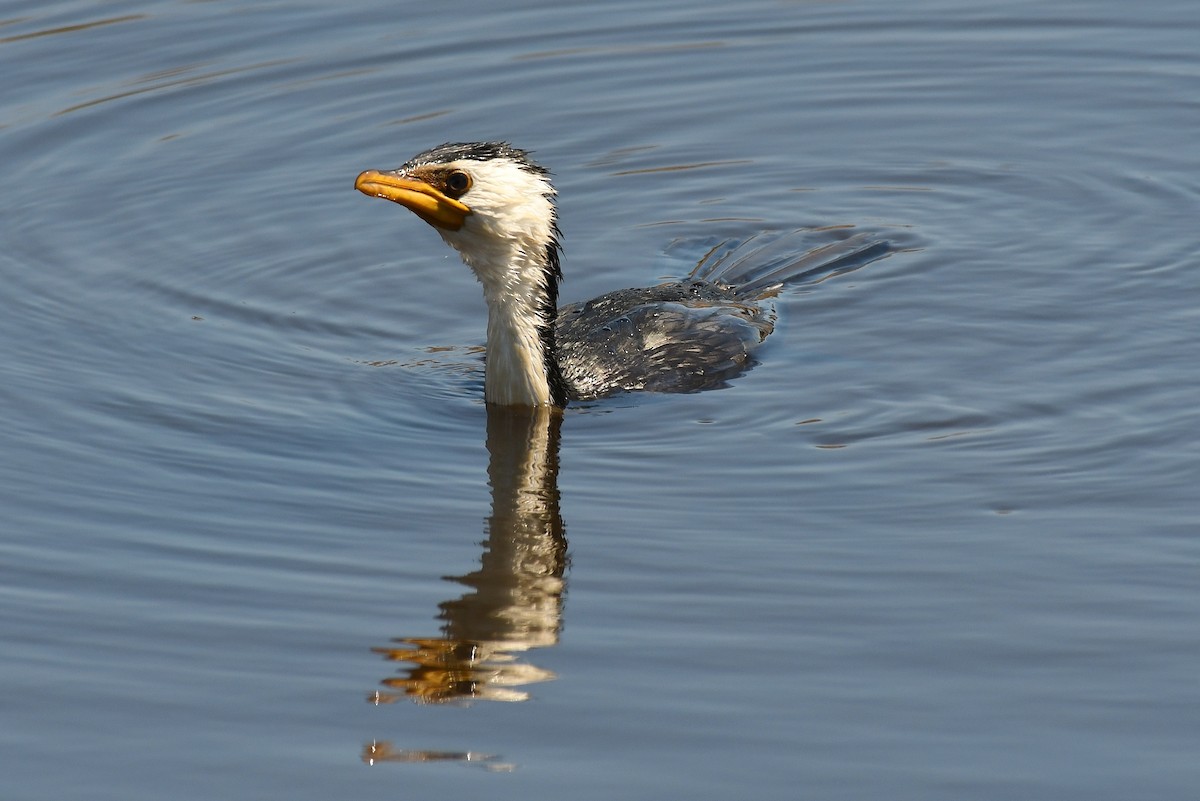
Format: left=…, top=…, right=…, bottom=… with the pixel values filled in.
left=443, top=231, right=559, bottom=406
left=482, top=256, right=554, bottom=406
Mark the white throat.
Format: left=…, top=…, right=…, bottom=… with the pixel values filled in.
left=469, top=242, right=556, bottom=406
left=437, top=182, right=560, bottom=404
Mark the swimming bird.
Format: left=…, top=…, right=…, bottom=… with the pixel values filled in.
left=355, top=141, right=884, bottom=407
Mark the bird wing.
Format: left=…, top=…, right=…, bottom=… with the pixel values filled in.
left=555, top=282, right=774, bottom=399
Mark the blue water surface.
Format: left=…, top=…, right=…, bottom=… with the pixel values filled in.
left=2, top=0, right=1198, bottom=799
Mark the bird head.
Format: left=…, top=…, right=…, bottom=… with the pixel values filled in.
left=355, top=142, right=560, bottom=281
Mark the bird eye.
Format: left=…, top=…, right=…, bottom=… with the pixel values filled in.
left=445, top=170, right=471, bottom=196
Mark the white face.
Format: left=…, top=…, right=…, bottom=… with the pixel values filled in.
left=435, top=157, right=556, bottom=251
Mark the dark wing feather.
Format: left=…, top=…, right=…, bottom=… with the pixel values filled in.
left=554, top=280, right=774, bottom=400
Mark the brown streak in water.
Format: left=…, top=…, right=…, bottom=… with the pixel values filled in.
left=515, top=40, right=723, bottom=61
left=387, top=109, right=455, bottom=126
left=925, top=429, right=994, bottom=441
left=862, top=185, right=934, bottom=192
left=0, top=14, right=145, bottom=44
left=613, top=159, right=754, bottom=176
left=53, top=58, right=296, bottom=116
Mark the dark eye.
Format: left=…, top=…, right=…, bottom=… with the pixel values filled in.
left=445, top=170, right=471, bottom=195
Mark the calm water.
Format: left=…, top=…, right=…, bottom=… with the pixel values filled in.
left=3, top=0, right=1198, bottom=798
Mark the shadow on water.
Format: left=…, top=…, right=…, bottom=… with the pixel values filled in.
left=363, top=405, right=566, bottom=769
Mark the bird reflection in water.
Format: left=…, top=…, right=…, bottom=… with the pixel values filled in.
left=370, top=404, right=567, bottom=706
left=362, top=740, right=513, bottom=772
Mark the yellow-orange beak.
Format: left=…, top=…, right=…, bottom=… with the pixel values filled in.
left=354, top=170, right=471, bottom=231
